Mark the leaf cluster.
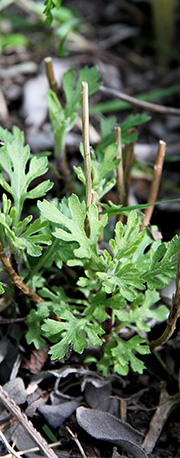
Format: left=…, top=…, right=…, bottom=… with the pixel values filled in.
left=43, top=0, right=63, bottom=23
left=0, top=77, right=179, bottom=377
left=34, top=196, right=179, bottom=374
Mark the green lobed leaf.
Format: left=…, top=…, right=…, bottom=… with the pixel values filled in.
left=95, top=114, right=150, bottom=153
left=16, top=215, right=33, bottom=237
left=42, top=310, right=104, bottom=359
left=111, top=336, right=150, bottom=375
left=26, top=299, right=67, bottom=349
left=142, top=235, right=180, bottom=289
left=38, top=194, right=108, bottom=261
left=0, top=129, right=53, bottom=226
left=26, top=306, right=50, bottom=349
left=121, top=113, right=151, bottom=134
left=63, top=66, right=102, bottom=116
left=73, top=166, right=86, bottom=185
left=97, top=264, right=145, bottom=301
left=74, top=143, right=119, bottom=200
left=110, top=211, right=145, bottom=259
left=62, top=68, right=77, bottom=112
left=0, top=208, right=52, bottom=257
left=114, top=289, right=168, bottom=332
left=85, top=291, right=109, bottom=322
left=46, top=89, right=77, bottom=156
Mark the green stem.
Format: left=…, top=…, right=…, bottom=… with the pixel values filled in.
left=24, top=238, right=60, bottom=283
left=13, top=198, right=23, bottom=232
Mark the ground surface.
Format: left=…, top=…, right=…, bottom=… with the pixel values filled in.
left=0, top=1, right=180, bottom=458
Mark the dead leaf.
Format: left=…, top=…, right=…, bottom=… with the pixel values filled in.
left=142, top=388, right=180, bottom=454
left=25, top=387, right=49, bottom=417
left=76, top=406, right=148, bottom=458
left=22, top=345, right=50, bottom=374
left=82, top=376, right=119, bottom=415
left=38, top=391, right=82, bottom=428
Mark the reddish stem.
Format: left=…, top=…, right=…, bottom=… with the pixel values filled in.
left=105, top=306, right=113, bottom=337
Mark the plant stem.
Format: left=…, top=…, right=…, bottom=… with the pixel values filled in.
left=105, top=306, right=113, bottom=338
left=150, top=243, right=180, bottom=351
left=81, top=81, right=92, bottom=236
left=66, top=426, right=87, bottom=458
left=24, top=238, right=60, bottom=283
left=45, top=57, right=73, bottom=194
left=0, top=242, right=44, bottom=303
left=123, top=132, right=135, bottom=207
left=44, top=57, right=58, bottom=96
left=0, top=428, right=20, bottom=458
left=115, top=126, right=125, bottom=222
left=100, top=86, right=180, bottom=117
left=13, top=198, right=23, bottom=231
left=140, top=140, right=166, bottom=231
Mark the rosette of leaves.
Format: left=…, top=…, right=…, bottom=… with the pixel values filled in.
left=28, top=194, right=180, bottom=375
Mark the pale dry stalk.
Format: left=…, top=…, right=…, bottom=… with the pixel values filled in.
left=44, top=57, right=58, bottom=96
left=0, top=385, right=58, bottom=458
left=123, top=133, right=135, bottom=208
left=140, top=140, right=166, bottom=232
left=81, top=81, right=92, bottom=236
left=44, top=57, right=73, bottom=193
left=115, top=126, right=125, bottom=222
left=0, top=428, right=20, bottom=458
left=81, top=81, right=92, bottom=210
left=66, top=426, right=87, bottom=458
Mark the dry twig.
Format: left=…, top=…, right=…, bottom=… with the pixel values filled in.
left=0, top=385, right=58, bottom=458
left=44, top=57, right=58, bottom=96
left=142, top=388, right=180, bottom=453
left=0, top=428, right=20, bottom=458
left=2, top=442, right=62, bottom=457
left=81, top=81, right=92, bottom=211
left=123, top=133, right=135, bottom=208
left=100, top=86, right=180, bottom=117
left=0, top=242, right=44, bottom=303
left=66, top=426, right=87, bottom=458
left=0, top=88, right=9, bottom=120
left=140, top=140, right=166, bottom=231
left=115, top=127, right=125, bottom=222
left=81, top=81, right=92, bottom=236
left=44, top=57, right=73, bottom=190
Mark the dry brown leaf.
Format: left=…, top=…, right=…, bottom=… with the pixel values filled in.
left=22, top=345, right=49, bottom=374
